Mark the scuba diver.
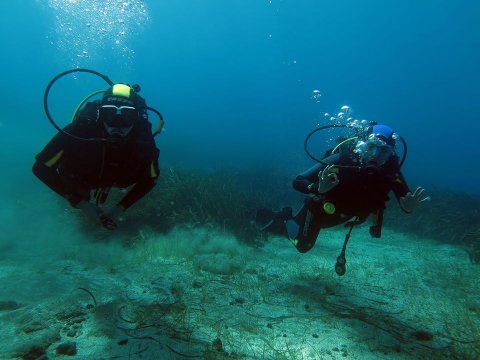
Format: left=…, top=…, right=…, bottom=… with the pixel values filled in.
left=33, top=69, right=164, bottom=230
left=254, top=122, right=430, bottom=275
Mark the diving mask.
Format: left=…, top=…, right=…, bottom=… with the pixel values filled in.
left=99, top=105, right=138, bottom=138
left=355, top=134, right=394, bottom=167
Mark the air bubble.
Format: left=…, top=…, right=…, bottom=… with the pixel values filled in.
left=311, top=89, right=322, bottom=103
left=45, top=0, right=150, bottom=67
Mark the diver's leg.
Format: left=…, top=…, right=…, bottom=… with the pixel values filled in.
left=253, top=207, right=292, bottom=235
left=286, top=199, right=323, bottom=253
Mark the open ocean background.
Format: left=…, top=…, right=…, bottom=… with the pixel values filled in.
left=1, top=0, right=479, bottom=194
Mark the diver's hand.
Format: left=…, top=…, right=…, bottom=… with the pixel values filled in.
left=76, top=200, right=103, bottom=223
left=99, top=205, right=125, bottom=230
left=105, top=205, right=125, bottom=223
left=76, top=200, right=118, bottom=230
left=317, top=165, right=340, bottom=194
left=99, top=214, right=118, bottom=230
left=399, top=186, right=431, bottom=213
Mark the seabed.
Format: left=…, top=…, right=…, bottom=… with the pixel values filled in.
left=1, top=222, right=478, bottom=359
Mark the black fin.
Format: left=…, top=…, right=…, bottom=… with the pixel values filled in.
left=253, top=208, right=277, bottom=231
left=253, top=207, right=293, bottom=232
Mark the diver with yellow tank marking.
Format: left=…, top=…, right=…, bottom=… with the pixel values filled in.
left=33, top=69, right=164, bottom=230
left=254, top=123, right=429, bottom=275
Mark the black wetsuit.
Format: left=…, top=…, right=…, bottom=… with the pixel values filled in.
left=289, top=153, right=410, bottom=252
left=32, top=102, right=160, bottom=209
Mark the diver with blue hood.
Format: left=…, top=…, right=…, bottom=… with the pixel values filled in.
left=255, top=121, right=429, bottom=275
left=33, top=69, right=164, bottom=230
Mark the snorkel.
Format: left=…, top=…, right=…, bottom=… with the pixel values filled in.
left=43, top=68, right=165, bottom=143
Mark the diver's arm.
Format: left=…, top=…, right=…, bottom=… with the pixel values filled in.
left=117, top=149, right=160, bottom=210
left=102, top=169, right=158, bottom=229
left=293, top=164, right=322, bottom=194
left=292, top=154, right=339, bottom=194
left=390, top=172, right=412, bottom=213
left=117, top=179, right=156, bottom=210
left=32, top=124, right=90, bottom=207
left=392, top=173, right=430, bottom=213
left=32, top=161, right=86, bottom=206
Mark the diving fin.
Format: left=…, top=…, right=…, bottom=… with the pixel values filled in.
left=253, top=207, right=293, bottom=232
left=286, top=219, right=300, bottom=240
left=253, top=208, right=277, bottom=231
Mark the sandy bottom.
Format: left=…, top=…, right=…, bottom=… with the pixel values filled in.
left=0, top=212, right=479, bottom=359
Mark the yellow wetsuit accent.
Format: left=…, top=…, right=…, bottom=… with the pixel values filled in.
left=44, top=150, right=64, bottom=167
left=150, top=162, right=158, bottom=178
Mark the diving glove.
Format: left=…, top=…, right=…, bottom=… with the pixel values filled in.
left=317, top=165, right=340, bottom=194
left=105, top=204, right=124, bottom=222
left=76, top=200, right=118, bottom=230
left=99, top=214, right=118, bottom=230
left=399, top=186, right=430, bottom=213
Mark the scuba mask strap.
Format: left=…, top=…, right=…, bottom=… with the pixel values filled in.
left=335, top=216, right=359, bottom=276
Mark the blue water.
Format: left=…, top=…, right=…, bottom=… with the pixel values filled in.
left=1, top=0, right=479, bottom=194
